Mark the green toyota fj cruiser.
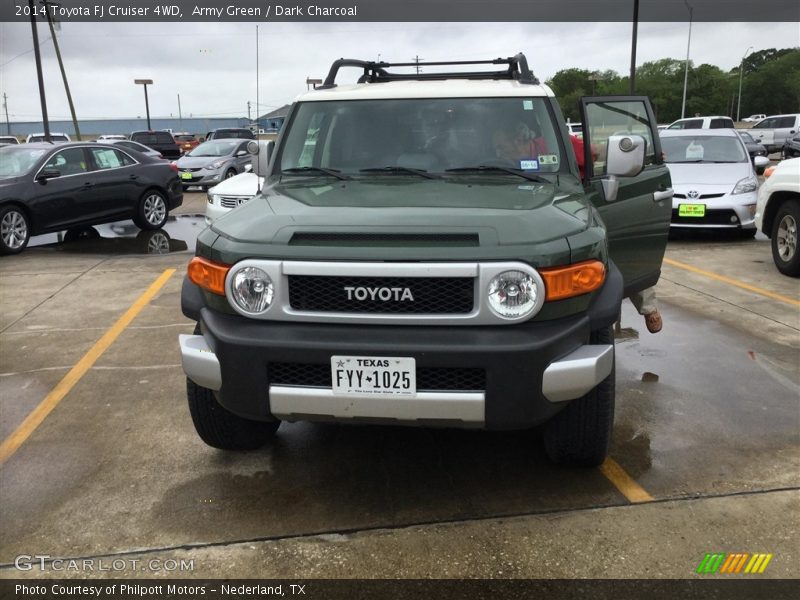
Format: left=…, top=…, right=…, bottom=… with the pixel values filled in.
left=180, top=55, right=673, bottom=466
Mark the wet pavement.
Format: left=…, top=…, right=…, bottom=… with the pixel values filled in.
left=0, top=192, right=798, bottom=578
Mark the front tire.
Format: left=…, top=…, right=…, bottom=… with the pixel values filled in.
left=771, top=200, right=800, bottom=277
left=224, top=169, right=236, bottom=180
left=133, top=190, right=169, bottom=230
left=0, top=205, right=31, bottom=255
left=543, top=325, right=615, bottom=467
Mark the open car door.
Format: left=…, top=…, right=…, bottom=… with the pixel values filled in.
left=579, top=96, right=672, bottom=296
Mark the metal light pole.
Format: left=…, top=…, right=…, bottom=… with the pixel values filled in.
left=737, top=46, right=754, bottom=122
left=680, top=0, right=693, bottom=119
left=29, top=0, right=51, bottom=142
left=41, top=1, right=80, bottom=139
left=134, top=79, right=153, bottom=129
left=629, top=0, right=639, bottom=94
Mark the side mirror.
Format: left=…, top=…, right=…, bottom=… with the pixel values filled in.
left=754, top=156, right=770, bottom=169
left=602, top=134, right=646, bottom=202
left=36, top=169, right=61, bottom=182
left=251, top=140, right=274, bottom=177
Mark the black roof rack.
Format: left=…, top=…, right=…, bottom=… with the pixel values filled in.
left=317, top=53, right=539, bottom=89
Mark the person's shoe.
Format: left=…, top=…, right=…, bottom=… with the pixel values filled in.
left=644, top=310, right=662, bottom=334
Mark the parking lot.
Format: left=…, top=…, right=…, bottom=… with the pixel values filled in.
left=0, top=190, right=798, bottom=580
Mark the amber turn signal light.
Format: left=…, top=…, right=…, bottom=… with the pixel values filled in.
left=540, top=260, right=606, bottom=301
left=187, top=257, right=230, bottom=296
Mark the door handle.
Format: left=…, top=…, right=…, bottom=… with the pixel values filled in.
left=129, top=174, right=138, bottom=180
left=83, top=182, right=94, bottom=187
left=653, top=188, right=673, bottom=202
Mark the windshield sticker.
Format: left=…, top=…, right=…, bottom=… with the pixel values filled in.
left=539, top=154, right=559, bottom=165
left=523, top=99, right=534, bottom=111
left=519, top=159, right=539, bottom=170
left=686, top=142, right=705, bottom=160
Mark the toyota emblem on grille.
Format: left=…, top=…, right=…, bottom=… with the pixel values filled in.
left=687, top=190, right=699, bottom=199
left=344, top=286, right=415, bottom=302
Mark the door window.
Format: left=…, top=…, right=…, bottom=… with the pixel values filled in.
left=42, top=148, right=88, bottom=176
left=775, top=116, right=796, bottom=128
left=90, top=147, right=135, bottom=170
left=752, top=118, right=777, bottom=129
left=710, top=118, right=734, bottom=129
left=582, top=99, right=657, bottom=178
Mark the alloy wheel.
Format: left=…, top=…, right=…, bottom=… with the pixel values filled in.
left=776, top=214, right=797, bottom=262
left=143, top=194, right=166, bottom=226
left=1, top=209, right=27, bottom=250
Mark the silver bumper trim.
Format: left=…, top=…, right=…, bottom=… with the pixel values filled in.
left=542, top=344, right=614, bottom=403
left=270, top=386, right=485, bottom=423
left=179, top=334, right=222, bottom=391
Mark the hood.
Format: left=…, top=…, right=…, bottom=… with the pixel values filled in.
left=176, top=155, right=229, bottom=169
left=208, top=172, right=262, bottom=196
left=210, top=177, right=591, bottom=250
left=666, top=162, right=753, bottom=188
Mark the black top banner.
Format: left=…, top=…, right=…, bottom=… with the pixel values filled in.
left=2, top=0, right=799, bottom=22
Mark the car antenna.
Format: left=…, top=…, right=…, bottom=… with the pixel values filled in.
left=256, top=24, right=262, bottom=195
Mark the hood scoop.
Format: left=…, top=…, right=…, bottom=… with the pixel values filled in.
left=288, top=232, right=480, bottom=247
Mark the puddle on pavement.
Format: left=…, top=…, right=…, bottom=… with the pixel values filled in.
left=27, top=214, right=206, bottom=255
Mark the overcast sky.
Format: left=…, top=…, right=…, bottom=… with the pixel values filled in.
left=1, top=21, right=798, bottom=122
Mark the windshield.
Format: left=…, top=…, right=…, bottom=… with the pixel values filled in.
left=188, top=141, right=237, bottom=157
left=278, top=98, right=564, bottom=176
left=737, top=132, right=755, bottom=143
left=661, top=135, right=747, bottom=163
left=0, top=146, right=48, bottom=178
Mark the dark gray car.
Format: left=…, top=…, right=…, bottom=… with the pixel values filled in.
left=175, top=139, right=253, bottom=191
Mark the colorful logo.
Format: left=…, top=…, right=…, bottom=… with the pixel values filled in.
left=696, top=553, right=773, bottom=574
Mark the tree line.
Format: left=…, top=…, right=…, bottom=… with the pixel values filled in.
left=547, top=47, right=799, bottom=123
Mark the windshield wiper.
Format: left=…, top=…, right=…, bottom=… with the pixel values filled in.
left=359, top=166, right=439, bottom=179
left=281, top=166, right=350, bottom=180
left=445, top=165, right=549, bottom=183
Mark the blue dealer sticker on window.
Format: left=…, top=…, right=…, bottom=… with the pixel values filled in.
left=519, top=159, right=539, bottom=170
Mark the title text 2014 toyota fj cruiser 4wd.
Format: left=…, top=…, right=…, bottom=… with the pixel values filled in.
left=180, top=55, right=673, bottom=466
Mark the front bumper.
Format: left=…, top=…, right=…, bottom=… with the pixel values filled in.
left=179, top=264, right=623, bottom=430
left=178, top=167, right=223, bottom=187
left=671, top=190, right=758, bottom=230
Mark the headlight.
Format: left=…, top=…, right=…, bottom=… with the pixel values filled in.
left=487, top=270, right=540, bottom=319
left=207, top=192, right=216, bottom=205
left=209, top=160, right=226, bottom=169
left=230, top=267, right=274, bottom=313
left=732, top=175, right=757, bottom=195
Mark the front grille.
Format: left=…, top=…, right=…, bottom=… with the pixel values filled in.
left=181, top=168, right=202, bottom=173
left=674, top=193, right=725, bottom=200
left=269, top=363, right=486, bottom=391
left=672, top=208, right=739, bottom=225
left=220, top=196, right=249, bottom=208
left=289, top=232, right=480, bottom=247
left=288, top=275, right=474, bottom=314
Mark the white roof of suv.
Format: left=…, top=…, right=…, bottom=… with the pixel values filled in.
left=298, top=79, right=554, bottom=102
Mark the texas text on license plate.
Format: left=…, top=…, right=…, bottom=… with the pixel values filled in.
left=678, top=204, right=705, bottom=217
left=331, top=355, right=416, bottom=397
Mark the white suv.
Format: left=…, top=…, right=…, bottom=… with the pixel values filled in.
left=667, top=116, right=735, bottom=130
left=755, top=158, right=800, bottom=276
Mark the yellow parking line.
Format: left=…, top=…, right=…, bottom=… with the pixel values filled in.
left=599, top=457, right=654, bottom=503
left=0, top=269, right=176, bottom=467
left=663, top=258, right=800, bottom=307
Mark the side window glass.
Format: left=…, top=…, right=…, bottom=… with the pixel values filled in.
left=777, top=116, right=795, bottom=128
left=710, top=119, right=728, bottom=129
left=43, top=148, right=88, bottom=175
left=90, top=147, right=127, bottom=169
left=752, top=118, right=773, bottom=129
left=683, top=119, right=703, bottom=129
left=583, top=99, right=655, bottom=177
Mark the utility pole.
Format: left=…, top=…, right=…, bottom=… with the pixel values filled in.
left=134, top=79, right=153, bottom=129
left=28, top=0, right=51, bottom=142
left=177, top=93, right=182, bottom=127
left=629, top=0, right=639, bottom=93
left=2, top=93, right=10, bottom=136
left=413, top=55, right=423, bottom=74
left=41, top=2, right=80, bottom=139
left=247, top=100, right=251, bottom=122
left=680, top=0, right=693, bottom=119
left=737, top=46, right=754, bottom=122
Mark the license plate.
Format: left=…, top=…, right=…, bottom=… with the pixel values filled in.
left=331, top=355, right=416, bottom=397
left=180, top=172, right=192, bottom=180
left=678, top=204, right=705, bottom=217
